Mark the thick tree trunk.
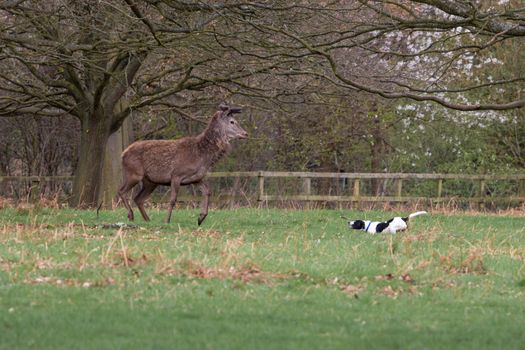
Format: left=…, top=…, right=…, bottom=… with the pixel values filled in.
left=70, top=116, right=111, bottom=208
left=98, top=117, right=133, bottom=209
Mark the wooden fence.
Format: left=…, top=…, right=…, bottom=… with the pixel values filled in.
left=1, top=172, right=525, bottom=208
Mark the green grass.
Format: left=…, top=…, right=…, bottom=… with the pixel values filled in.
left=0, top=206, right=524, bottom=349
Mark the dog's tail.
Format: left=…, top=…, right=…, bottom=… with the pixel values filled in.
left=408, top=211, right=427, bottom=219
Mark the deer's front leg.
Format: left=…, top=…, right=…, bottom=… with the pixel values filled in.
left=197, top=181, right=211, bottom=226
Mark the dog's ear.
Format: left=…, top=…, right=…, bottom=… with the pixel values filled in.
left=350, top=220, right=365, bottom=230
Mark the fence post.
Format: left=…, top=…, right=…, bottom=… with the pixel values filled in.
left=478, top=179, right=486, bottom=211
left=30, top=179, right=41, bottom=204
left=353, top=179, right=361, bottom=209
left=353, top=179, right=360, bottom=197
left=257, top=171, right=265, bottom=203
left=437, top=179, right=443, bottom=198
left=430, top=179, right=443, bottom=208
left=395, top=179, right=403, bottom=199
left=518, top=179, right=525, bottom=198
left=302, top=177, right=311, bottom=195
left=303, top=177, right=312, bottom=209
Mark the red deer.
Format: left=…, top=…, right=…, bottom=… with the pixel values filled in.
left=117, top=105, right=248, bottom=225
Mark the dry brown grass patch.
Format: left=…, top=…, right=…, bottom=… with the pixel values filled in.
left=111, top=252, right=149, bottom=268
left=340, top=284, right=364, bottom=297
left=191, top=229, right=223, bottom=239
left=402, top=226, right=441, bottom=244
left=0, top=257, right=14, bottom=272
left=437, top=248, right=487, bottom=275
left=431, top=277, right=457, bottom=290
left=24, top=276, right=116, bottom=288
left=0, top=222, right=81, bottom=242
left=375, top=273, right=415, bottom=283
left=158, top=259, right=286, bottom=284
left=376, top=285, right=421, bottom=298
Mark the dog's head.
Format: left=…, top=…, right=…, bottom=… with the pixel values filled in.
left=348, top=220, right=365, bottom=230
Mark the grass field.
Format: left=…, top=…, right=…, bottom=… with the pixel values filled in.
left=0, top=206, right=524, bottom=349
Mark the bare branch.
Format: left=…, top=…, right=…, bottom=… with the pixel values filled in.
left=123, top=0, right=163, bottom=46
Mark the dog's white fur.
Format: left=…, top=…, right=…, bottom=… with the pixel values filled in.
left=348, top=211, right=427, bottom=234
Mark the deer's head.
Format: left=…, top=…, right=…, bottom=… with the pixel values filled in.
left=216, top=104, right=248, bottom=140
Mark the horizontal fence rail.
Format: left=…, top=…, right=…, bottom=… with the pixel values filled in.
left=1, top=172, right=525, bottom=208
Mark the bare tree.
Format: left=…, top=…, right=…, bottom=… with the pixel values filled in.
left=0, top=0, right=278, bottom=207
left=218, top=0, right=525, bottom=111
left=0, top=114, right=78, bottom=198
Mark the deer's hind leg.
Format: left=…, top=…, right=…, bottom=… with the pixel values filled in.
left=166, top=177, right=181, bottom=224
left=118, top=175, right=141, bottom=221
left=133, top=179, right=157, bottom=221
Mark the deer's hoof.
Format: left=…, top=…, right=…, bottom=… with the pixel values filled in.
left=197, top=214, right=207, bottom=226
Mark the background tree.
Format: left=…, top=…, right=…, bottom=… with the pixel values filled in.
left=0, top=0, right=281, bottom=207
left=220, top=0, right=525, bottom=111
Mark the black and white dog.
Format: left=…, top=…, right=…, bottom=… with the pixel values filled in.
left=347, top=211, right=427, bottom=234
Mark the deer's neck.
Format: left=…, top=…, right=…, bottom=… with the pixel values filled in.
left=197, top=126, right=231, bottom=167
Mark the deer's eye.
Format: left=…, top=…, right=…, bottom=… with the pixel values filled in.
left=230, top=120, right=235, bottom=124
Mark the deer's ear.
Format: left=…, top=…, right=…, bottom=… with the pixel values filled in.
left=211, top=111, right=223, bottom=120
left=216, top=104, right=229, bottom=118
left=217, top=104, right=241, bottom=117
left=228, top=107, right=242, bottom=114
